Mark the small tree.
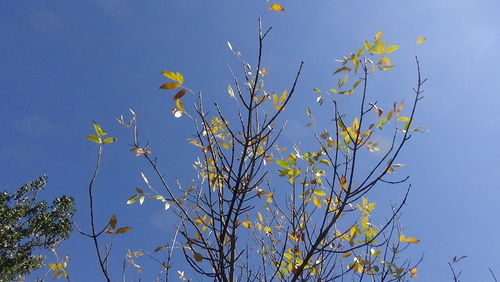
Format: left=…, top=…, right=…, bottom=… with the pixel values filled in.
left=0, top=175, right=75, bottom=281
left=116, top=19, right=426, bottom=281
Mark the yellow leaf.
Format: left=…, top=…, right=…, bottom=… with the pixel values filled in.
left=263, top=226, right=272, bottom=235
left=279, top=90, right=287, bottom=103
left=399, top=234, right=420, bottom=243
left=109, top=215, right=117, bottom=229
left=241, top=221, right=253, bottom=229
left=397, top=116, right=411, bottom=122
left=115, top=227, right=132, bottom=234
left=268, top=3, right=285, bottom=11
left=374, top=30, right=383, bottom=41
left=258, top=212, right=264, bottom=223
left=162, top=71, right=183, bottom=84
left=416, top=36, right=426, bottom=44
left=176, top=72, right=184, bottom=85
left=92, top=121, right=106, bottom=136
left=159, top=82, right=181, bottom=90
left=313, top=196, right=322, bottom=208
left=378, top=56, right=391, bottom=66
left=176, top=98, right=184, bottom=112
left=410, top=267, right=418, bottom=278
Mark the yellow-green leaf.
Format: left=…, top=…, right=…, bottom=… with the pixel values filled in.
left=127, top=195, right=140, bottom=204
left=103, top=137, right=117, bottom=144
left=313, top=189, right=326, bottom=197
left=85, top=135, right=101, bottom=144
left=115, top=227, right=132, bottom=234
left=397, top=116, right=411, bottom=122
left=268, top=3, right=285, bottom=11
left=385, top=45, right=399, bottom=53
left=374, top=30, right=383, bottom=41
left=258, top=212, right=264, bottom=223
left=416, top=36, right=426, bottom=44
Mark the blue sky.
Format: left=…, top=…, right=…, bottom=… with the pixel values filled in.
left=2, top=0, right=500, bottom=281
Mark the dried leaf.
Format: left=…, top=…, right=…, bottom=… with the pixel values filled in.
left=173, top=89, right=188, bottom=100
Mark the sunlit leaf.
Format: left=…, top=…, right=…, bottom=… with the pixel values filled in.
left=176, top=98, right=184, bottom=111
left=279, top=90, right=287, bottom=103
left=313, top=189, right=326, bottom=196
left=127, top=195, right=140, bottom=204
left=385, top=45, right=399, bottom=53
left=416, top=36, right=426, bottom=44
left=241, top=221, right=253, bottom=229
left=258, top=212, right=264, bottom=223
left=410, top=267, right=418, bottom=278
left=172, top=109, right=183, bottom=118
left=228, top=85, right=235, bottom=98
left=176, top=73, right=184, bottom=85
left=333, top=66, right=350, bottom=76
left=374, top=30, right=383, bottom=41
left=103, top=137, right=117, bottom=144
left=93, top=121, right=106, bottom=136
left=268, top=3, right=285, bottom=11
left=399, top=234, right=420, bottom=243
left=85, top=135, right=101, bottom=144
left=159, top=82, right=181, bottom=90
left=115, top=227, right=132, bottom=234
left=313, top=196, right=322, bottom=208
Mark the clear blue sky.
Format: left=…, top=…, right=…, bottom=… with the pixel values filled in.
left=1, top=0, right=500, bottom=281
